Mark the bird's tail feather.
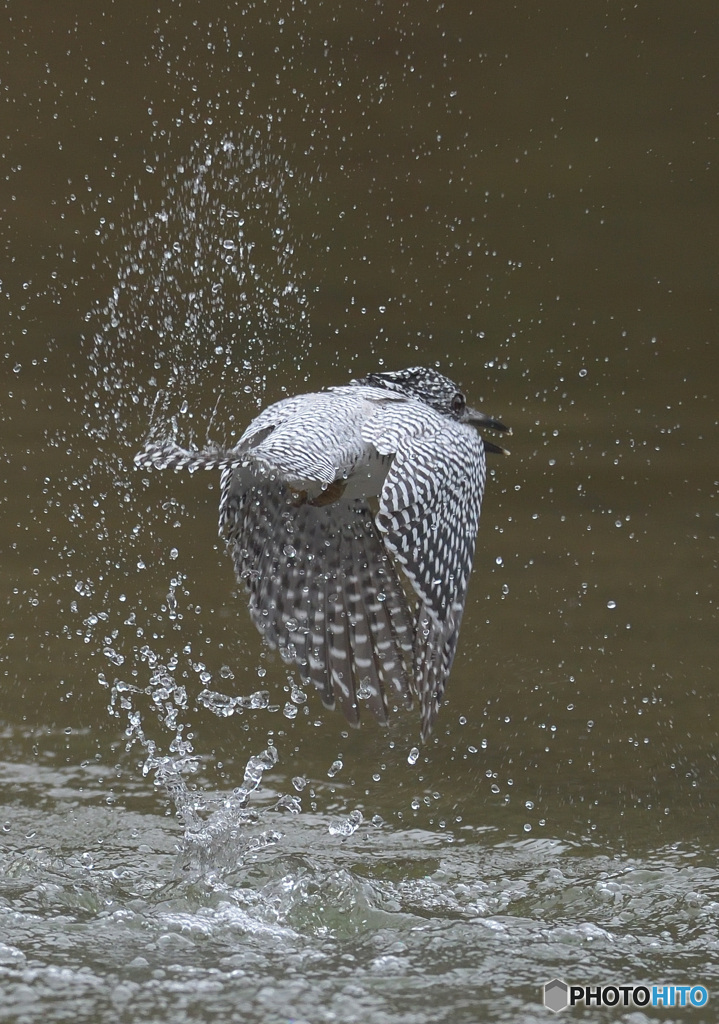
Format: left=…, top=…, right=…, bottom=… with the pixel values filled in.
left=134, top=439, right=242, bottom=474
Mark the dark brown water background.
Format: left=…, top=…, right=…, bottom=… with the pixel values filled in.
left=2, top=3, right=718, bottom=1021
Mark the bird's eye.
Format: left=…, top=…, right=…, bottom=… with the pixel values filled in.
left=451, top=391, right=466, bottom=415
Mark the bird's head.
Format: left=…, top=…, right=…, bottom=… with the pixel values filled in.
left=356, top=366, right=510, bottom=447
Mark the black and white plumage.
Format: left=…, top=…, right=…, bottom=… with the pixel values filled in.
left=135, top=367, right=509, bottom=740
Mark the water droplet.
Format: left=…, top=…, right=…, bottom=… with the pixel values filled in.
left=328, top=809, right=363, bottom=836
left=357, top=678, right=372, bottom=700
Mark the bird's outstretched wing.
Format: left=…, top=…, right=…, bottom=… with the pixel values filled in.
left=220, top=465, right=415, bottom=724
left=368, top=423, right=486, bottom=740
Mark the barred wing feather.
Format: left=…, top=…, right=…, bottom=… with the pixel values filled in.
left=373, top=424, right=486, bottom=739
left=220, top=465, right=415, bottom=725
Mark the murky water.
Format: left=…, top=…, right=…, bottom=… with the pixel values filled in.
left=2, top=3, right=718, bottom=1021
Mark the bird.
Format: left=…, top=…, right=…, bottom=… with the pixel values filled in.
left=135, top=367, right=509, bottom=741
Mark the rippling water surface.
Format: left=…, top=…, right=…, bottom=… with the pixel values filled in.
left=2, top=2, right=718, bottom=1021
left=4, top=730, right=719, bottom=1024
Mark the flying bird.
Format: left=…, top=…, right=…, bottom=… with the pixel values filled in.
left=135, top=367, right=508, bottom=740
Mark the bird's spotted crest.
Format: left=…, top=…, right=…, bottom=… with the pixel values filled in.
left=354, top=366, right=468, bottom=420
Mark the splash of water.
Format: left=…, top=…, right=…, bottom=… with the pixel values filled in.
left=88, top=128, right=311, bottom=450
left=70, top=129, right=312, bottom=856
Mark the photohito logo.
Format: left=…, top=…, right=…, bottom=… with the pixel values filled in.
left=543, top=979, right=709, bottom=1012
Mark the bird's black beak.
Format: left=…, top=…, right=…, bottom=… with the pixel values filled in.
left=464, top=407, right=511, bottom=454
left=465, top=407, right=510, bottom=432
